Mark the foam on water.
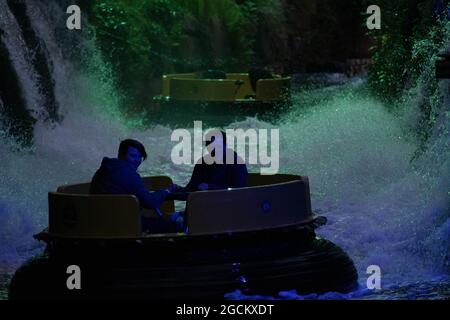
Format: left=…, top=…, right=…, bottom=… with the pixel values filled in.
left=222, top=81, right=450, bottom=299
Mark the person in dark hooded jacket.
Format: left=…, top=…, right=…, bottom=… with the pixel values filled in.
left=90, top=139, right=179, bottom=233
left=186, top=130, right=247, bottom=192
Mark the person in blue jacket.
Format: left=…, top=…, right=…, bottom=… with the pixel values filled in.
left=90, top=139, right=180, bottom=233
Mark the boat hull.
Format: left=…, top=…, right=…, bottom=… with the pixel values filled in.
left=9, top=227, right=358, bottom=300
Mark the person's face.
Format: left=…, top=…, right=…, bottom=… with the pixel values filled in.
left=122, top=146, right=143, bottom=170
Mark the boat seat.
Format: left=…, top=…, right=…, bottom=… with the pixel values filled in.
left=169, top=78, right=242, bottom=101
left=225, top=73, right=254, bottom=99
left=162, top=73, right=196, bottom=96
left=255, top=77, right=291, bottom=102
left=186, top=179, right=314, bottom=235
left=48, top=192, right=141, bottom=239
left=48, top=174, right=313, bottom=238
left=141, top=176, right=175, bottom=215
left=247, top=172, right=303, bottom=187
left=56, top=176, right=175, bottom=215
left=57, top=182, right=90, bottom=194
left=247, top=173, right=312, bottom=220
left=161, top=73, right=290, bottom=102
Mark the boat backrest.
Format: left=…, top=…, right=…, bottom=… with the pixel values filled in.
left=256, top=77, right=291, bottom=102
left=186, top=179, right=313, bottom=235
left=247, top=172, right=303, bottom=186
left=141, top=176, right=175, bottom=216
left=169, top=78, right=241, bottom=101
left=57, top=182, right=90, bottom=194
left=225, top=73, right=253, bottom=99
left=49, top=174, right=312, bottom=238
left=56, top=176, right=175, bottom=215
left=48, top=192, right=141, bottom=238
left=162, top=73, right=290, bottom=101
left=247, top=173, right=312, bottom=217
left=162, top=73, right=196, bottom=96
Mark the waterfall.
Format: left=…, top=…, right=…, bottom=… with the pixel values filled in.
left=0, top=0, right=47, bottom=124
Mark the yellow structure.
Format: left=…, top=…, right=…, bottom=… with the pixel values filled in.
left=159, top=73, right=291, bottom=103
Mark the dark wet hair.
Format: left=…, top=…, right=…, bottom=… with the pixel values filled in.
left=205, top=130, right=227, bottom=146
left=118, top=139, right=147, bottom=160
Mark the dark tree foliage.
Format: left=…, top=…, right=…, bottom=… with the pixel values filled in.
left=84, top=0, right=285, bottom=111
left=364, top=0, right=448, bottom=104
left=363, top=0, right=449, bottom=153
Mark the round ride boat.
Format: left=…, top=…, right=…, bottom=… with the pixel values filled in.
left=8, top=173, right=358, bottom=300
left=157, top=72, right=291, bottom=103
left=150, top=73, right=292, bottom=125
